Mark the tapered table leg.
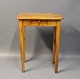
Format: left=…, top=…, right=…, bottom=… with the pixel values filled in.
left=52, top=27, right=56, bottom=64
left=23, top=26, right=26, bottom=62
left=55, top=21, right=61, bottom=73
left=18, top=20, right=25, bottom=72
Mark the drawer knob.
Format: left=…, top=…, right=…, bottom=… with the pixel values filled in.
left=38, top=21, right=41, bottom=23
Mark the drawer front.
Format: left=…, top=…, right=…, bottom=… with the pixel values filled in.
left=23, top=20, right=57, bottom=26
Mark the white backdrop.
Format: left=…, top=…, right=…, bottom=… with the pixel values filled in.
left=0, top=0, right=80, bottom=56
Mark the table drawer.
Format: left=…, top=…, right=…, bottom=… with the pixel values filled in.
left=23, top=20, right=57, bottom=26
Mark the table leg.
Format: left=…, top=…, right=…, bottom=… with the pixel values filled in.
left=55, top=21, right=61, bottom=73
left=23, top=26, right=26, bottom=62
left=18, top=20, right=25, bottom=72
left=52, top=27, right=56, bottom=64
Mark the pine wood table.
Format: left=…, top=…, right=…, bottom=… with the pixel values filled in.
left=17, top=13, right=63, bottom=73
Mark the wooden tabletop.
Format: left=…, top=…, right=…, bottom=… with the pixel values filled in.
left=17, top=13, right=63, bottom=20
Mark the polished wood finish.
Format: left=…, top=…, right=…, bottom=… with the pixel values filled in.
left=52, top=27, right=56, bottom=64
left=18, top=20, right=25, bottom=72
left=17, top=13, right=63, bottom=20
left=17, top=13, right=63, bottom=73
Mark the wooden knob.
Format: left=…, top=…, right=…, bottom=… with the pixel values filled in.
left=38, top=21, right=41, bottom=23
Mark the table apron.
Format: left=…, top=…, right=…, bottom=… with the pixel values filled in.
left=22, top=20, right=57, bottom=27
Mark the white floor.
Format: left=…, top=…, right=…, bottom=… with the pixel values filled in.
left=0, top=27, right=80, bottom=79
